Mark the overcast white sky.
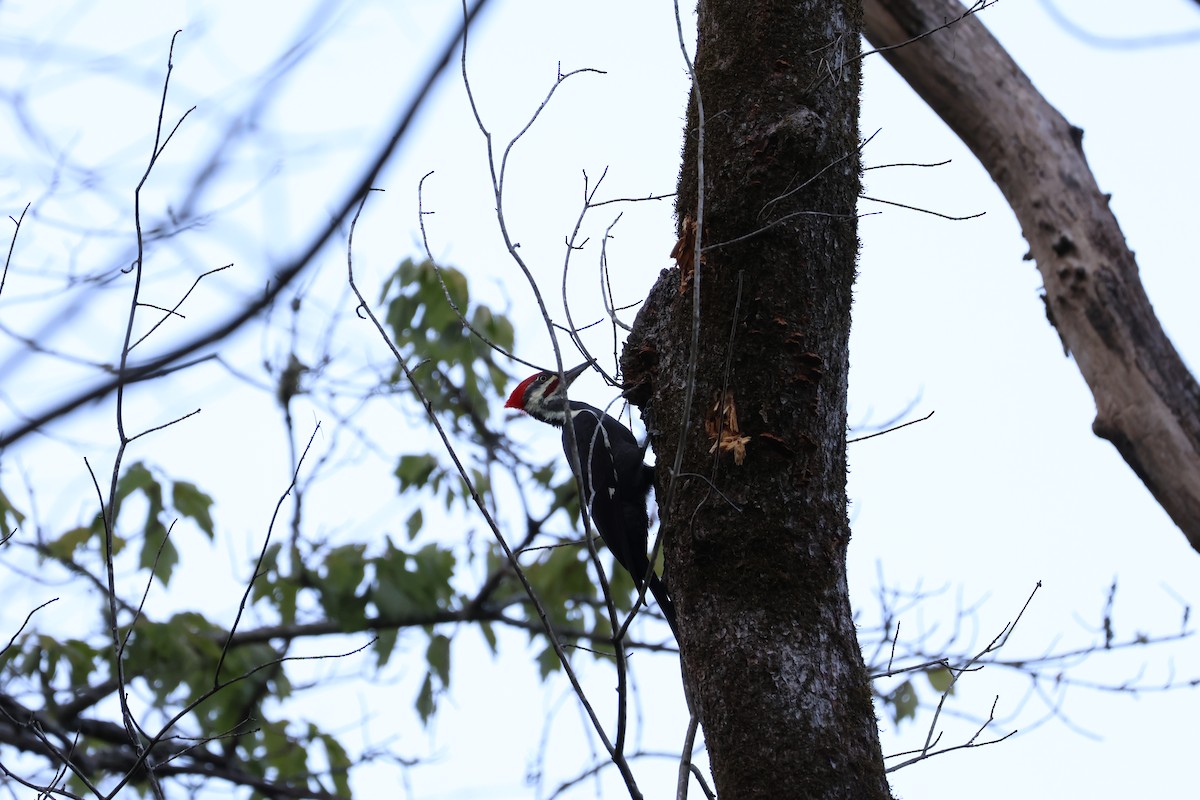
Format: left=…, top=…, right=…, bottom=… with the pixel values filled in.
left=2, top=1, right=1200, bottom=798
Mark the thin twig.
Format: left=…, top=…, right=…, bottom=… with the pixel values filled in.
left=848, top=410, right=935, bottom=444
left=885, top=582, right=1042, bottom=772
left=676, top=712, right=700, bottom=800
left=1, top=597, right=57, bottom=657
left=758, top=128, right=880, bottom=220
left=864, top=158, right=952, bottom=171
left=105, top=639, right=375, bottom=797
left=590, top=191, right=676, bottom=208
left=701, top=208, right=866, bottom=253
left=885, top=696, right=1016, bottom=772
left=126, top=407, right=202, bottom=444
left=561, top=168, right=619, bottom=384
left=860, top=194, right=984, bottom=221
left=130, top=263, right=233, bottom=350
left=1, top=202, right=30, bottom=300
left=104, top=36, right=190, bottom=781
left=857, top=0, right=999, bottom=64
left=215, top=423, right=321, bottom=684
left=415, top=173, right=537, bottom=370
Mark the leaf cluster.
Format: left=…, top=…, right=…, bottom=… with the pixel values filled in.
left=45, top=461, right=215, bottom=586
left=0, top=257, right=674, bottom=797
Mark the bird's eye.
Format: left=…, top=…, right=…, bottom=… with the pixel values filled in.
left=536, top=374, right=548, bottom=382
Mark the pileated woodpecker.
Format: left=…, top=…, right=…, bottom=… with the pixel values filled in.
left=505, top=362, right=677, bottom=638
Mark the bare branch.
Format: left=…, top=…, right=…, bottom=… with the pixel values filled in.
left=0, top=0, right=496, bottom=449
left=1, top=597, right=57, bottom=657
left=416, top=173, right=538, bottom=371
left=1, top=202, right=29, bottom=300
left=865, top=0, right=1200, bottom=549
left=216, top=422, right=321, bottom=684
left=130, top=263, right=233, bottom=351
left=848, top=410, right=935, bottom=444
left=885, top=696, right=1016, bottom=772
left=859, top=193, right=984, bottom=221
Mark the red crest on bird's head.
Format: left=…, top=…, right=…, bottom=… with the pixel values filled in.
left=504, top=361, right=592, bottom=412
left=505, top=372, right=554, bottom=410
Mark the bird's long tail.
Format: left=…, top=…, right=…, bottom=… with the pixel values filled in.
left=647, top=573, right=679, bottom=641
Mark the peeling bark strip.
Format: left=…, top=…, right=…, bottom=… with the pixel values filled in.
left=623, top=1, right=891, bottom=797
left=863, top=0, right=1200, bottom=550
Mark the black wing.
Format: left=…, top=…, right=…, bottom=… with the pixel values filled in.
left=565, top=404, right=652, bottom=583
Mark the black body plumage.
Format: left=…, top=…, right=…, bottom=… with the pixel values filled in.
left=505, top=365, right=678, bottom=638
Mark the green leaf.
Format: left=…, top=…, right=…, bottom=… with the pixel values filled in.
left=405, top=508, right=423, bottom=540
left=487, top=363, right=508, bottom=396
left=373, top=627, right=399, bottom=669
left=440, top=265, right=469, bottom=313
left=46, top=526, right=93, bottom=561
left=0, top=632, right=21, bottom=666
left=371, top=540, right=413, bottom=617
left=888, top=680, right=919, bottom=724
left=324, top=545, right=367, bottom=596
left=395, top=454, right=438, bottom=493
left=261, top=720, right=308, bottom=781
left=530, top=464, right=557, bottom=488
left=252, top=542, right=299, bottom=625
left=926, top=666, right=955, bottom=694
left=319, top=733, right=353, bottom=796
left=426, top=633, right=451, bottom=687
left=277, top=578, right=299, bottom=625
left=537, top=645, right=560, bottom=680
left=60, top=639, right=102, bottom=687
left=139, top=525, right=179, bottom=586
left=379, top=258, right=518, bottom=438
left=371, top=539, right=455, bottom=619
left=415, top=673, right=435, bottom=724
left=316, top=544, right=368, bottom=628
left=11, top=638, right=41, bottom=677
left=251, top=542, right=282, bottom=602
left=524, top=541, right=591, bottom=628
left=203, top=640, right=280, bottom=734
left=80, top=512, right=126, bottom=557
left=479, top=622, right=498, bottom=655
left=113, top=462, right=185, bottom=583
left=0, top=487, right=25, bottom=531
left=124, top=613, right=223, bottom=706
left=172, top=481, right=215, bottom=538
left=472, top=305, right=514, bottom=354
left=412, top=543, right=456, bottom=596
left=35, top=635, right=60, bottom=682
left=116, top=462, right=156, bottom=504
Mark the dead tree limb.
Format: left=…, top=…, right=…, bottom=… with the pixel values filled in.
left=864, top=0, right=1200, bottom=550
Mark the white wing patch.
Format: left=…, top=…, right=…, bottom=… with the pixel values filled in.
left=572, top=407, right=623, bottom=501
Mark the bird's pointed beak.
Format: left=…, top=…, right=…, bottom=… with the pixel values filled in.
left=561, top=360, right=592, bottom=387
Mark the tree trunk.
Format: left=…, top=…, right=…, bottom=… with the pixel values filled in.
left=622, top=1, right=890, bottom=797
left=863, top=0, right=1200, bottom=551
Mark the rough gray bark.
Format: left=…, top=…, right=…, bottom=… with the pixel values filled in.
left=863, top=0, right=1200, bottom=551
left=622, top=1, right=891, bottom=797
